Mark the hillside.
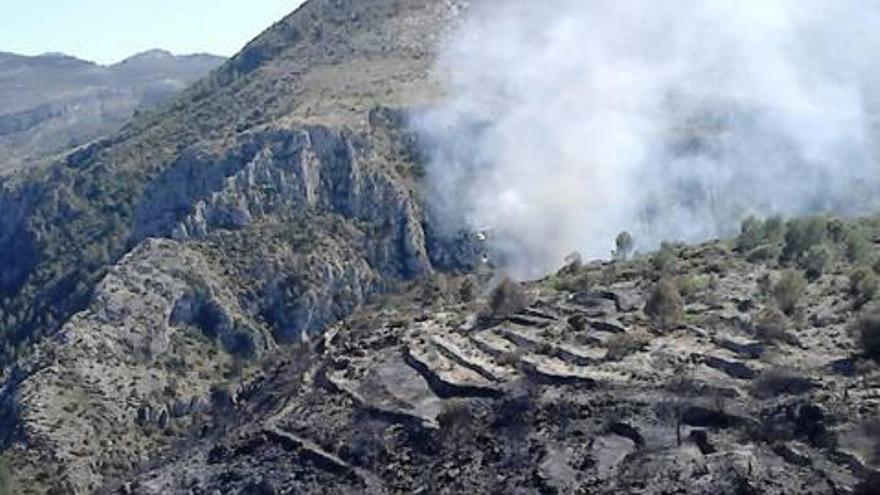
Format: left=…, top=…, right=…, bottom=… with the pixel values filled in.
left=0, top=50, right=224, bottom=173
left=0, top=0, right=461, bottom=369
left=105, top=217, right=880, bottom=494
left=0, top=0, right=879, bottom=494
left=0, top=0, right=470, bottom=492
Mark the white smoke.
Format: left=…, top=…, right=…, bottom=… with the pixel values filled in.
left=415, top=0, right=880, bottom=278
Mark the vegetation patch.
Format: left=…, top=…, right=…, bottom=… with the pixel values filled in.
left=645, top=278, right=684, bottom=331
left=772, top=270, right=807, bottom=316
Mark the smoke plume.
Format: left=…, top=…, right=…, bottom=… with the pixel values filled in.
left=416, top=0, right=880, bottom=278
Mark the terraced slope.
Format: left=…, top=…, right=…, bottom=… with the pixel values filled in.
left=107, top=232, right=880, bottom=494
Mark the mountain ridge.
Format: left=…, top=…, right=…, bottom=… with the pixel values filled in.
left=0, top=48, right=225, bottom=173
left=0, top=49, right=222, bottom=68
left=0, top=1, right=472, bottom=492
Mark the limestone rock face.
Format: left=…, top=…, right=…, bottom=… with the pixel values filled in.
left=132, top=120, right=434, bottom=280
left=7, top=239, right=261, bottom=493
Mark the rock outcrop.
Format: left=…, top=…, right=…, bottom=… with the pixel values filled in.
left=5, top=239, right=263, bottom=492
left=107, top=238, right=880, bottom=495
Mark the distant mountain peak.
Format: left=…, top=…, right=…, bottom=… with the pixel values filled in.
left=124, top=49, right=175, bottom=61
left=0, top=51, right=96, bottom=69
left=113, top=49, right=224, bottom=68
left=115, top=49, right=178, bottom=65
left=0, top=46, right=225, bottom=172
left=36, top=51, right=77, bottom=59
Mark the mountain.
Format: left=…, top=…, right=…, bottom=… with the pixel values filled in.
left=0, top=0, right=471, bottom=492
left=0, top=49, right=224, bottom=173
left=0, top=0, right=879, bottom=494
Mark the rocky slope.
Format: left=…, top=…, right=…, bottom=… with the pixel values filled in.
left=0, top=108, right=479, bottom=492
left=0, top=49, right=224, bottom=173
left=106, top=226, right=880, bottom=494
left=1, top=0, right=880, bottom=494
left=0, top=0, right=461, bottom=366
left=103, top=225, right=880, bottom=494
left=0, top=0, right=471, bottom=492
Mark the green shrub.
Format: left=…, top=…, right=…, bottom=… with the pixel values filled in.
left=556, top=252, right=583, bottom=276
left=772, top=269, right=807, bottom=316
left=763, top=215, right=786, bottom=241
left=551, top=253, right=591, bottom=292
left=645, top=278, right=684, bottom=331
left=746, top=244, right=782, bottom=263
left=758, top=272, right=774, bottom=298
left=737, top=215, right=786, bottom=253
left=0, top=455, right=13, bottom=495
left=551, top=270, right=592, bottom=293
left=782, top=216, right=827, bottom=262
left=845, top=228, right=872, bottom=265
left=802, top=245, right=830, bottom=281
left=488, top=278, right=530, bottom=318
left=651, top=243, right=677, bottom=275
left=604, top=331, right=651, bottom=361
left=459, top=278, right=478, bottom=303
left=567, top=314, right=587, bottom=332
left=752, top=367, right=814, bottom=399
left=496, top=349, right=524, bottom=367
left=676, top=275, right=710, bottom=300
left=438, top=400, right=475, bottom=440
left=737, top=216, right=765, bottom=252
left=753, top=307, right=791, bottom=344
left=614, top=231, right=634, bottom=261
left=857, top=308, right=880, bottom=361
left=828, top=218, right=848, bottom=243
left=850, top=267, right=878, bottom=309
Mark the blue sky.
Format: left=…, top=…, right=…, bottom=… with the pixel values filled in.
left=0, top=0, right=306, bottom=64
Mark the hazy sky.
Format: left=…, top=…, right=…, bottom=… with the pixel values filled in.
left=0, top=0, right=306, bottom=64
